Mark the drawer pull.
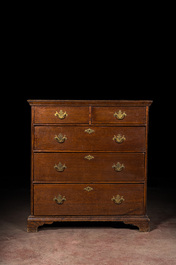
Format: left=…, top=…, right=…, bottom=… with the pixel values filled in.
left=54, top=162, right=67, bottom=172
left=54, top=133, right=67, bottom=143
left=85, top=128, right=95, bottom=134
left=113, top=134, right=126, bottom=143
left=111, top=194, right=125, bottom=204
left=84, top=186, right=93, bottom=192
left=114, top=110, right=127, bottom=120
left=54, top=110, right=68, bottom=119
left=84, top=155, right=94, bottom=160
left=53, top=194, right=66, bottom=204
left=112, top=162, right=125, bottom=172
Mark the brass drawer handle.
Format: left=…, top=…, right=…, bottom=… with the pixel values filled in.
left=53, top=194, right=66, bottom=204
left=113, top=134, right=126, bottom=143
left=114, top=110, right=127, bottom=120
left=111, top=194, right=124, bottom=204
left=54, top=162, right=67, bottom=172
left=54, top=133, right=67, bottom=143
left=85, top=128, right=95, bottom=134
left=84, top=186, right=93, bottom=192
left=112, top=162, right=125, bottom=172
left=54, top=110, right=68, bottom=119
left=84, top=155, right=94, bottom=160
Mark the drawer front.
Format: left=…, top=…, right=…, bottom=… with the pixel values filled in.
left=34, top=126, right=145, bottom=151
left=34, top=184, right=144, bottom=216
left=92, top=107, right=146, bottom=124
left=34, top=106, right=89, bottom=124
left=34, top=153, right=145, bottom=182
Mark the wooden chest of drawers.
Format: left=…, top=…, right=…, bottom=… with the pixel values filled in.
left=27, top=100, right=152, bottom=232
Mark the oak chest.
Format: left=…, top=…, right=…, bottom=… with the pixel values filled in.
left=27, top=100, right=152, bottom=232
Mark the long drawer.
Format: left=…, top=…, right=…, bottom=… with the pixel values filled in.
left=34, top=184, right=144, bottom=216
left=34, top=153, right=145, bottom=182
left=34, top=126, right=145, bottom=151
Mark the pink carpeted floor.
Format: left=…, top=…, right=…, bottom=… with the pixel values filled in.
left=0, top=188, right=176, bottom=265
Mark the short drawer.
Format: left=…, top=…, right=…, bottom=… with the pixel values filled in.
left=34, top=126, right=145, bottom=152
left=34, top=106, right=89, bottom=124
left=34, top=153, right=145, bottom=182
left=92, top=107, right=146, bottom=124
left=34, top=184, right=144, bottom=216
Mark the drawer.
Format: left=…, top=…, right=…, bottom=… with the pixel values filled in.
left=34, top=153, right=145, bottom=182
left=92, top=107, right=146, bottom=124
left=34, top=106, right=89, bottom=124
left=34, top=126, right=145, bottom=152
left=34, top=184, right=144, bottom=216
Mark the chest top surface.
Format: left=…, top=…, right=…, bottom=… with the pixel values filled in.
left=28, top=100, right=153, bottom=106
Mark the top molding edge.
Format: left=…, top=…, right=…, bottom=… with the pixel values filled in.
left=27, top=100, right=153, bottom=107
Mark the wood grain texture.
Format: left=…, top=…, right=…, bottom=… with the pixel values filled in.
left=30, top=107, right=34, bottom=215
left=33, top=184, right=144, bottom=216
left=27, top=215, right=150, bottom=232
left=28, top=100, right=153, bottom=107
left=34, top=126, right=146, bottom=152
left=34, top=153, right=145, bottom=182
left=27, top=100, right=152, bottom=232
left=92, top=107, right=146, bottom=124
left=34, top=106, right=89, bottom=124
